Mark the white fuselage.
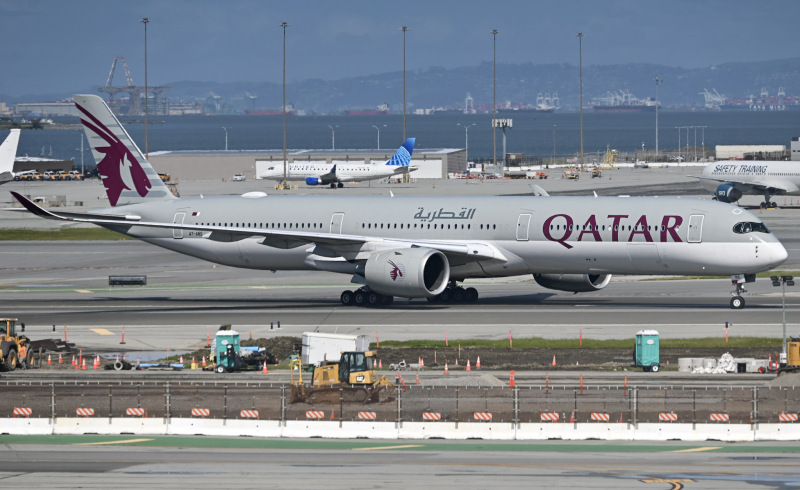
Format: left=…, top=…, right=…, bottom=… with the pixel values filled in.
left=698, top=160, right=800, bottom=195
left=260, top=161, right=409, bottom=184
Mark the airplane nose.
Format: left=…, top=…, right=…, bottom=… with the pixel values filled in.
left=767, top=241, right=789, bottom=267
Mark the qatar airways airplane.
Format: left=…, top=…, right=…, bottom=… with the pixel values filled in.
left=10, top=95, right=788, bottom=309
left=259, top=139, right=417, bottom=188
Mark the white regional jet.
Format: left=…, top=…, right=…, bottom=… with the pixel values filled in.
left=0, top=129, right=21, bottom=184
left=259, top=139, right=417, bottom=188
left=696, top=160, right=800, bottom=208
left=10, top=95, right=789, bottom=309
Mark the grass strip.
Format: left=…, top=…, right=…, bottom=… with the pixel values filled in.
left=0, top=228, right=132, bottom=240
left=377, top=336, right=782, bottom=350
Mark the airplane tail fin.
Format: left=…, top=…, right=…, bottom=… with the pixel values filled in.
left=73, top=94, right=176, bottom=207
left=0, top=129, right=21, bottom=182
left=385, top=138, right=415, bottom=167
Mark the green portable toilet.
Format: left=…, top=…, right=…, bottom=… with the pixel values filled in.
left=214, top=327, right=241, bottom=373
left=634, top=329, right=660, bottom=372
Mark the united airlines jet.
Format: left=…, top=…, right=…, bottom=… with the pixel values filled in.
left=696, top=160, right=800, bottom=209
left=260, top=139, right=417, bottom=188
left=10, top=96, right=788, bottom=309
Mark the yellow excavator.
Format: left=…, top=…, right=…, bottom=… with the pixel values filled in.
left=290, top=350, right=394, bottom=404
left=1, top=318, right=30, bottom=371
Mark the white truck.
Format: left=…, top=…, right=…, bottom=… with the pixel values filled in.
left=301, top=332, right=370, bottom=367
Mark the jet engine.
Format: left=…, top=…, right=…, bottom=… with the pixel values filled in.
left=715, top=183, right=743, bottom=203
left=533, top=273, right=612, bottom=293
left=364, top=247, right=449, bottom=298
left=305, top=177, right=321, bottom=186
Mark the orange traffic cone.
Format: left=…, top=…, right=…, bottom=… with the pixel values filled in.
left=71, top=355, right=76, bottom=366
left=58, top=353, right=63, bottom=364
left=81, top=358, right=87, bottom=370
left=378, top=359, right=382, bottom=368
left=262, top=361, right=269, bottom=374
left=202, top=355, right=207, bottom=367
left=416, top=371, right=419, bottom=385
left=179, top=355, right=184, bottom=364
left=331, top=409, right=335, bottom=420
left=47, top=354, right=52, bottom=365
left=93, top=355, right=99, bottom=369
left=476, top=356, right=481, bottom=368
left=552, top=355, right=557, bottom=366
left=420, top=357, right=424, bottom=367
left=466, top=359, right=471, bottom=371
left=570, top=411, right=575, bottom=423
left=444, top=363, right=449, bottom=375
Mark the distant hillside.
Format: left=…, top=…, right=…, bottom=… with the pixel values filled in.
left=4, top=58, right=800, bottom=114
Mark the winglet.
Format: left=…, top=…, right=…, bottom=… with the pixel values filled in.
left=10, top=191, right=67, bottom=220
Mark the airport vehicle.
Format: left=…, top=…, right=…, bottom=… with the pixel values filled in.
left=301, top=332, right=369, bottom=367
left=41, top=171, right=56, bottom=181
left=232, top=173, right=246, bottom=181
left=696, top=160, right=800, bottom=208
left=0, top=318, right=30, bottom=371
left=54, top=171, right=71, bottom=180
left=290, top=350, right=394, bottom=403
left=13, top=170, right=38, bottom=181
left=260, top=139, right=417, bottom=188
left=0, top=129, right=21, bottom=184
left=9, top=95, right=788, bottom=309
left=67, top=170, right=84, bottom=180
left=158, top=172, right=171, bottom=182
left=591, top=168, right=603, bottom=178
left=563, top=168, right=580, bottom=179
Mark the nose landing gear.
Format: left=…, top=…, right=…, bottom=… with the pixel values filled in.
left=730, top=273, right=755, bottom=309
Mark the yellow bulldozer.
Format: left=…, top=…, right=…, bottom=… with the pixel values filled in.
left=1, top=318, right=30, bottom=371
left=290, top=350, right=395, bottom=404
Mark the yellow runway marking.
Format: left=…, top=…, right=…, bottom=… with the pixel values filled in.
left=353, top=445, right=424, bottom=451
left=90, top=328, right=114, bottom=336
left=75, top=289, right=93, bottom=293
left=75, top=438, right=154, bottom=446
left=672, top=447, right=721, bottom=453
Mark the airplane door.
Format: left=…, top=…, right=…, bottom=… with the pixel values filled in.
left=172, top=212, right=186, bottom=239
left=516, top=213, right=532, bottom=241
left=330, top=212, right=344, bottom=234
left=687, top=214, right=704, bottom=243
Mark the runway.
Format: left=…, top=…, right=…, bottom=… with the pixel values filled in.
left=1, top=437, right=800, bottom=489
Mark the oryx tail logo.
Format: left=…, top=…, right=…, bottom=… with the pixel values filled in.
left=77, top=102, right=151, bottom=206
left=388, top=260, right=405, bottom=281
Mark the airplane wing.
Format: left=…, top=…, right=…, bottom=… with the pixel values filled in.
left=10, top=191, right=502, bottom=261
left=691, top=174, right=796, bottom=193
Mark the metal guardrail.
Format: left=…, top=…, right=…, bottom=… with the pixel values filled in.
left=2, top=381, right=799, bottom=425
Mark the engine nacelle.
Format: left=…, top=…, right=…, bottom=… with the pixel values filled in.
left=364, top=247, right=449, bottom=298
left=533, top=273, right=612, bottom=293
left=305, top=177, right=321, bottom=186
left=715, top=183, right=743, bottom=203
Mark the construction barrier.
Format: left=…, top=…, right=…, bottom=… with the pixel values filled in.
left=658, top=412, right=678, bottom=422
left=779, top=412, right=799, bottom=423
left=12, top=407, right=32, bottom=418
left=125, top=408, right=146, bottom=417
left=540, top=412, right=559, bottom=422
left=473, top=412, right=493, bottom=421
left=422, top=412, right=442, bottom=421
left=191, top=408, right=211, bottom=418
left=709, top=413, right=730, bottom=423
left=590, top=412, right=610, bottom=422
left=357, top=411, right=377, bottom=420
left=239, top=410, right=259, bottom=419
left=305, top=411, right=325, bottom=420
left=76, top=408, right=95, bottom=417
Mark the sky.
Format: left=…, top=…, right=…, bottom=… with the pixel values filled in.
left=1, top=0, right=798, bottom=97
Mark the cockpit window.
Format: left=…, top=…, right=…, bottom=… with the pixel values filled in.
left=733, top=221, right=769, bottom=234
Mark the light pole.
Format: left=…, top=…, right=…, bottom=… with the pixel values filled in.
left=655, top=76, right=661, bottom=161
left=222, top=127, right=228, bottom=151
left=491, top=29, right=498, bottom=167
left=140, top=17, right=150, bottom=159
left=280, top=21, right=289, bottom=189
left=401, top=26, right=408, bottom=142
left=577, top=32, right=584, bottom=171
left=458, top=123, right=475, bottom=179
left=328, top=125, right=336, bottom=150
left=372, top=125, right=385, bottom=150
left=76, top=130, right=85, bottom=175
left=771, top=275, right=795, bottom=366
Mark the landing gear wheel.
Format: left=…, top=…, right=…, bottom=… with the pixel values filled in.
left=438, top=289, right=451, bottom=303
left=337, top=183, right=344, bottom=188
left=465, top=287, right=479, bottom=303
left=367, top=292, right=381, bottom=306
left=730, top=296, right=745, bottom=309
left=329, top=183, right=336, bottom=189
left=382, top=295, right=394, bottom=306
left=453, top=287, right=466, bottom=303
left=340, top=290, right=354, bottom=306
left=772, top=201, right=778, bottom=208
left=651, top=364, right=660, bottom=373
left=354, top=291, right=366, bottom=306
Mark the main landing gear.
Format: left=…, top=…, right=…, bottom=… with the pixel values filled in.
left=426, top=283, right=479, bottom=304
left=329, top=183, right=344, bottom=189
left=340, top=287, right=393, bottom=307
left=730, top=273, right=755, bottom=309
left=761, top=190, right=778, bottom=209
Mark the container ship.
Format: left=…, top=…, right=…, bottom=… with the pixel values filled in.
left=720, top=88, right=800, bottom=112
left=345, top=104, right=390, bottom=116
left=591, top=89, right=659, bottom=113
left=245, top=104, right=296, bottom=116
left=497, top=93, right=560, bottom=113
